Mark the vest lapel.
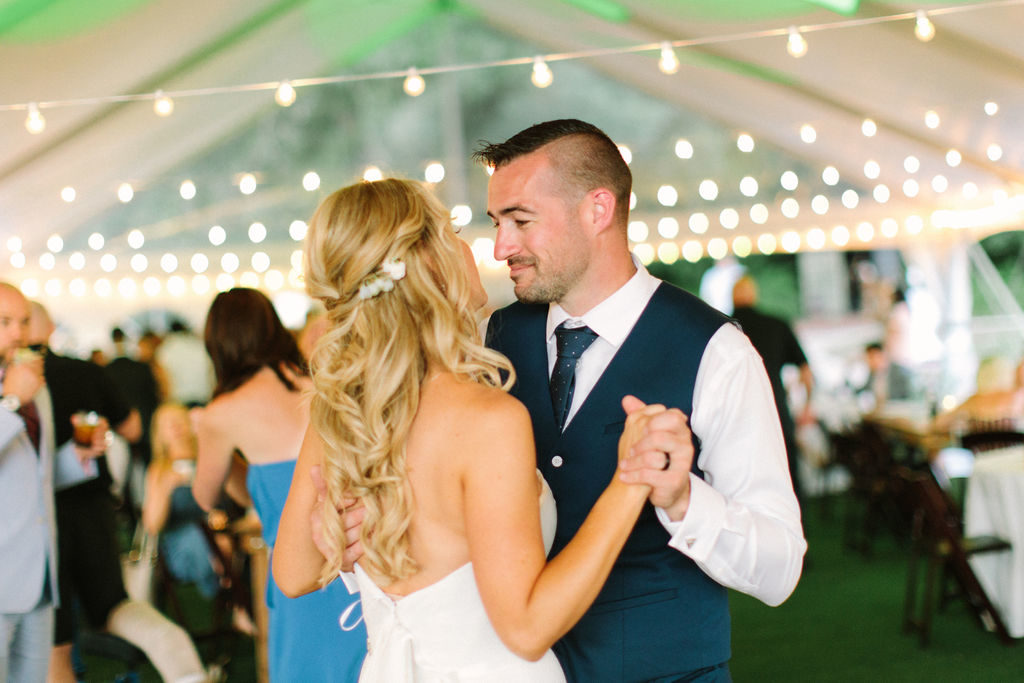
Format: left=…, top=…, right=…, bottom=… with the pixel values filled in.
left=505, top=310, right=560, bottom=448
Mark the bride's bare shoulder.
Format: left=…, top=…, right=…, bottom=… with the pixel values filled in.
left=415, top=374, right=534, bottom=481
left=426, top=373, right=530, bottom=435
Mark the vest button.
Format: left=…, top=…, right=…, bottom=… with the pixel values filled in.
left=551, top=455, right=563, bottom=467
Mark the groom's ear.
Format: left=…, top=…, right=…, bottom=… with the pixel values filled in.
left=582, top=188, right=616, bottom=235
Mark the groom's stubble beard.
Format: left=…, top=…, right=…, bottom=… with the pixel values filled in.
left=508, top=251, right=588, bottom=306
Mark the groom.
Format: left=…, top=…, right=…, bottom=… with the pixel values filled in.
left=477, top=119, right=805, bottom=682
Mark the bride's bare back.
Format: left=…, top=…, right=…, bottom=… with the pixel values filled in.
left=371, top=371, right=543, bottom=596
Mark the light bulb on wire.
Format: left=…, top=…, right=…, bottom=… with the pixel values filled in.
left=914, top=11, right=935, bottom=42
left=180, top=179, right=197, bottom=200
left=275, top=81, right=296, bottom=106
left=403, top=68, right=425, bottom=97
left=118, top=183, right=134, bottom=203
left=531, top=57, right=553, bottom=88
left=658, top=42, right=680, bottom=75
left=786, top=27, right=807, bottom=58
left=25, top=102, right=45, bottom=134
left=153, top=90, right=174, bottom=116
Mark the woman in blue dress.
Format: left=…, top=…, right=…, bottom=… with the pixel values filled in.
left=191, top=288, right=366, bottom=681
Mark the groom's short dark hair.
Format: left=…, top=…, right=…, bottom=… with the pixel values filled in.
left=474, top=119, right=632, bottom=223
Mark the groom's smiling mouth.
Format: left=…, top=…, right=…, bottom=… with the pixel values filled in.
left=506, top=256, right=536, bottom=280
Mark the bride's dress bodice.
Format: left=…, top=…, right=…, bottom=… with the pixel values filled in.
left=354, top=473, right=565, bottom=682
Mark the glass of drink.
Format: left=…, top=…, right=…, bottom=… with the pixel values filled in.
left=72, top=410, right=102, bottom=446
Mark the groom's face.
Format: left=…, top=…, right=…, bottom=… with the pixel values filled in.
left=487, top=150, right=588, bottom=305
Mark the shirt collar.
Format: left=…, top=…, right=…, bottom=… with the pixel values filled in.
left=546, top=257, right=661, bottom=348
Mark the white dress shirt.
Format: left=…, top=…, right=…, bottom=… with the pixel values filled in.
left=546, top=262, right=806, bottom=606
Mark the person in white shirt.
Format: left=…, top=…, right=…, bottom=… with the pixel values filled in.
left=156, top=322, right=214, bottom=407
left=476, top=119, right=805, bottom=681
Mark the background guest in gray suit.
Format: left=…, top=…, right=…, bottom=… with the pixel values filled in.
left=0, top=282, right=58, bottom=683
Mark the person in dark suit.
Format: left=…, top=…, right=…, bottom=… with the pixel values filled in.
left=105, top=326, right=162, bottom=514
left=730, top=275, right=815, bottom=503
left=478, top=120, right=805, bottom=682
left=105, top=328, right=160, bottom=459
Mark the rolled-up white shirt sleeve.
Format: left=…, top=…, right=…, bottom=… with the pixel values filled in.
left=656, top=323, right=807, bottom=606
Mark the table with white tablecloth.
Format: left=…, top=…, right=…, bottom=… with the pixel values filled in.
left=964, top=447, right=1024, bottom=639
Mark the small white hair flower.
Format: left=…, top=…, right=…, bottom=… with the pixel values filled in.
left=357, top=257, right=406, bottom=300
left=379, top=258, right=406, bottom=281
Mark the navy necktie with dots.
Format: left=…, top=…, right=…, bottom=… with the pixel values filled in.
left=550, top=323, right=599, bottom=431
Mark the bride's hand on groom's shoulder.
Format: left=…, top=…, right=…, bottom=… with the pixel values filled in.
left=309, top=465, right=366, bottom=572
left=616, top=396, right=695, bottom=522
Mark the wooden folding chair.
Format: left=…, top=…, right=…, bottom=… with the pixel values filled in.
left=152, top=513, right=252, bottom=662
left=833, top=423, right=905, bottom=556
left=898, top=467, right=1014, bottom=646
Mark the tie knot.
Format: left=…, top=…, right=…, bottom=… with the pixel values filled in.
left=554, top=324, right=598, bottom=360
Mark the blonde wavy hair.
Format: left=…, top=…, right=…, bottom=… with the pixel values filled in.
left=149, top=402, right=196, bottom=468
left=304, top=178, right=514, bottom=585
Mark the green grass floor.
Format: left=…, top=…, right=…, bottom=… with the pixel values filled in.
left=84, top=496, right=1022, bottom=681
left=730, top=498, right=1023, bottom=682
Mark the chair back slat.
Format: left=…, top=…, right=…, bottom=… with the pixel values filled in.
left=960, top=421, right=1024, bottom=453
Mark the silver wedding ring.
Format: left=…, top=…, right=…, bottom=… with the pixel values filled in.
left=662, top=452, right=670, bottom=471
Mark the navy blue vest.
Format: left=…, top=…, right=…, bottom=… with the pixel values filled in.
left=486, top=282, right=733, bottom=682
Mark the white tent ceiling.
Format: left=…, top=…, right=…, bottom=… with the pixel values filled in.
left=1, top=0, right=1023, bottom=333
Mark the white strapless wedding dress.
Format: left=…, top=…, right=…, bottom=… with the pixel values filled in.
left=354, top=474, right=566, bottom=682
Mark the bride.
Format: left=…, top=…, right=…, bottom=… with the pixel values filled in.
left=274, top=178, right=660, bottom=681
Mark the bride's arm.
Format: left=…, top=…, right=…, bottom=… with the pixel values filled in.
left=466, top=395, right=656, bottom=661
left=273, top=425, right=329, bottom=597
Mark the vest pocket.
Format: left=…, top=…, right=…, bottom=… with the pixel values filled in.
left=602, top=420, right=626, bottom=435
left=589, top=587, right=677, bottom=615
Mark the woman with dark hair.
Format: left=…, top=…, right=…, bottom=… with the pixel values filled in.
left=192, top=288, right=365, bottom=682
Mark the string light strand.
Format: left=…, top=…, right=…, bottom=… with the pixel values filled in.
left=1, top=0, right=1019, bottom=116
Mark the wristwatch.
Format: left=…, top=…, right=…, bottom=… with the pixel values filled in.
left=1, top=395, right=21, bottom=412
